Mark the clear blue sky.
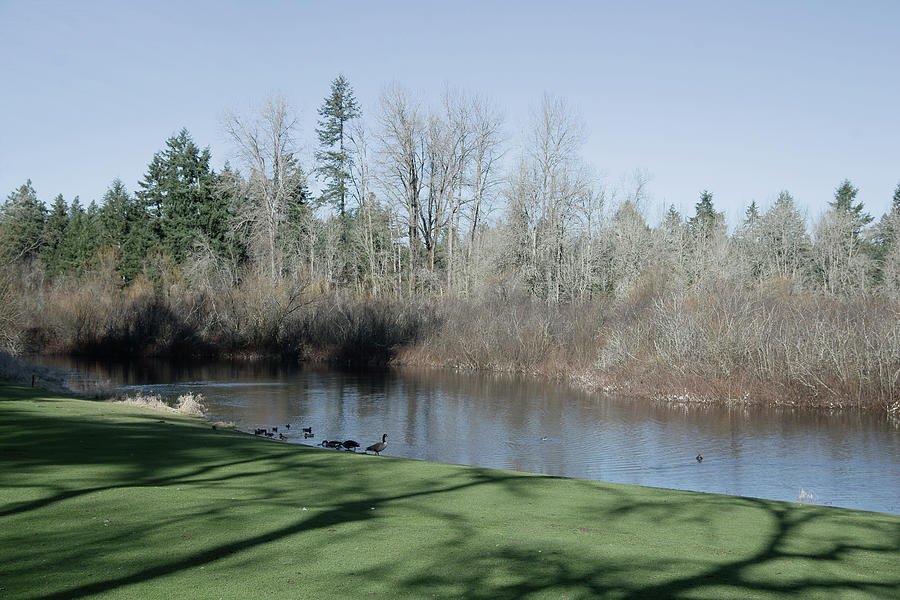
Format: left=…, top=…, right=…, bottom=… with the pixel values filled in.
left=2, top=0, right=898, bottom=226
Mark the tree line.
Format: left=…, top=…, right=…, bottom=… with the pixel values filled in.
left=3, top=79, right=899, bottom=300
left=1, top=75, right=899, bottom=411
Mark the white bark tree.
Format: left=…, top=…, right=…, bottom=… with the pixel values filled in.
left=224, top=96, right=307, bottom=282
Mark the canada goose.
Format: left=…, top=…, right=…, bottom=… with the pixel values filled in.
left=272, top=426, right=278, bottom=433
left=696, top=454, right=703, bottom=462
left=322, top=440, right=343, bottom=449
left=265, top=431, right=275, bottom=438
left=366, top=434, right=388, bottom=455
left=302, top=427, right=313, bottom=434
left=342, top=440, right=360, bottom=451
left=255, top=428, right=267, bottom=436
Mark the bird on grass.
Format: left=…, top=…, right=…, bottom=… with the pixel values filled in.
left=342, top=440, right=360, bottom=451
left=321, top=440, right=343, bottom=449
left=366, top=434, right=388, bottom=455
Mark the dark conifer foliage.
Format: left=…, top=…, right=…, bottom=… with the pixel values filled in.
left=41, top=194, right=69, bottom=277
left=98, top=179, right=156, bottom=283
left=830, top=179, right=873, bottom=240
left=0, top=180, right=46, bottom=264
left=315, top=75, right=360, bottom=244
left=138, top=129, right=226, bottom=263
left=688, top=190, right=724, bottom=241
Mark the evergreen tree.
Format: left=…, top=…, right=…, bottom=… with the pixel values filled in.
left=138, top=129, right=224, bottom=263
left=277, top=168, right=314, bottom=272
left=315, top=75, right=360, bottom=245
left=879, top=181, right=900, bottom=296
left=873, top=181, right=900, bottom=251
left=829, top=179, right=872, bottom=240
left=759, top=191, right=811, bottom=282
left=0, top=180, right=46, bottom=264
left=688, top=190, right=725, bottom=241
left=812, top=181, right=875, bottom=294
left=59, top=197, right=100, bottom=274
left=98, top=179, right=155, bottom=283
left=734, top=200, right=762, bottom=280
left=42, top=194, right=69, bottom=277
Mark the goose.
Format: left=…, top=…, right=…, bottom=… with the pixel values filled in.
left=696, top=454, right=703, bottom=462
left=304, top=432, right=315, bottom=439
left=366, top=434, right=388, bottom=455
left=322, top=440, right=343, bottom=449
left=342, top=440, right=360, bottom=451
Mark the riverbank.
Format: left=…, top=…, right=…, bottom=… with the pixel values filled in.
left=2, top=382, right=897, bottom=599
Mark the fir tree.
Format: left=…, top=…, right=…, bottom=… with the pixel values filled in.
left=98, top=179, right=155, bottom=283
left=829, top=179, right=872, bottom=240
left=315, top=75, right=360, bottom=246
left=688, top=190, right=725, bottom=241
left=42, top=194, right=69, bottom=277
left=60, top=197, right=100, bottom=274
left=138, top=128, right=224, bottom=263
left=0, top=180, right=46, bottom=264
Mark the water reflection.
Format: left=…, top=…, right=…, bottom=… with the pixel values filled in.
left=33, top=355, right=900, bottom=514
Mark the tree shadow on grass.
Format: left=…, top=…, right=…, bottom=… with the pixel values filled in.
left=2, top=384, right=899, bottom=599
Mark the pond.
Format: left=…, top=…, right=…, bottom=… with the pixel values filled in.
left=32, top=356, right=900, bottom=514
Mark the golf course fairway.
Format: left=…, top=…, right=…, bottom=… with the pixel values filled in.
left=1, top=382, right=897, bottom=599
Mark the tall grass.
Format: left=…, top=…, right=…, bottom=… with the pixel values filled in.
left=7, top=267, right=899, bottom=413
left=115, top=392, right=207, bottom=416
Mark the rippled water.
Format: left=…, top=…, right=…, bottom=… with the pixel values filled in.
left=33, top=356, right=900, bottom=514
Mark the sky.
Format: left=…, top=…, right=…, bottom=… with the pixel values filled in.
left=1, top=0, right=898, bottom=227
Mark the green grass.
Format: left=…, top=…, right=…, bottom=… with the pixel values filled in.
left=1, top=382, right=898, bottom=599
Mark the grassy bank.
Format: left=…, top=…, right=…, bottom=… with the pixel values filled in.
left=1, top=382, right=898, bottom=599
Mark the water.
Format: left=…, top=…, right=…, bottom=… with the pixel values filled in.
left=32, top=356, right=900, bottom=514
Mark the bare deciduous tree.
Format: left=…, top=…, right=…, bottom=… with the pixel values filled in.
left=375, top=85, right=426, bottom=294
left=224, top=95, right=306, bottom=282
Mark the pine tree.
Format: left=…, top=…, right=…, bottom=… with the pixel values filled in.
left=759, top=191, right=811, bottom=282
left=315, top=75, right=360, bottom=247
left=60, top=197, right=99, bottom=274
left=0, top=180, right=46, bottom=264
left=98, top=179, right=155, bottom=283
left=734, top=200, right=762, bottom=281
left=688, top=190, right=725, bottom=241
left=875, top=181, right=900, bottom=249
left=42, top=194, right=69, bottom=277
left=138, top=129, right=224, bottom=263
left=829, top=179, right=872, bottom=241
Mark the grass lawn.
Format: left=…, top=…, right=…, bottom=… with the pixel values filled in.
left=1, top=382, right=897, bottom=599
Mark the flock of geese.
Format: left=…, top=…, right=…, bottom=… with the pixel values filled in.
left=250, top=425, right=703, bottom=463
left=252, top=425, right=388, bottom=455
